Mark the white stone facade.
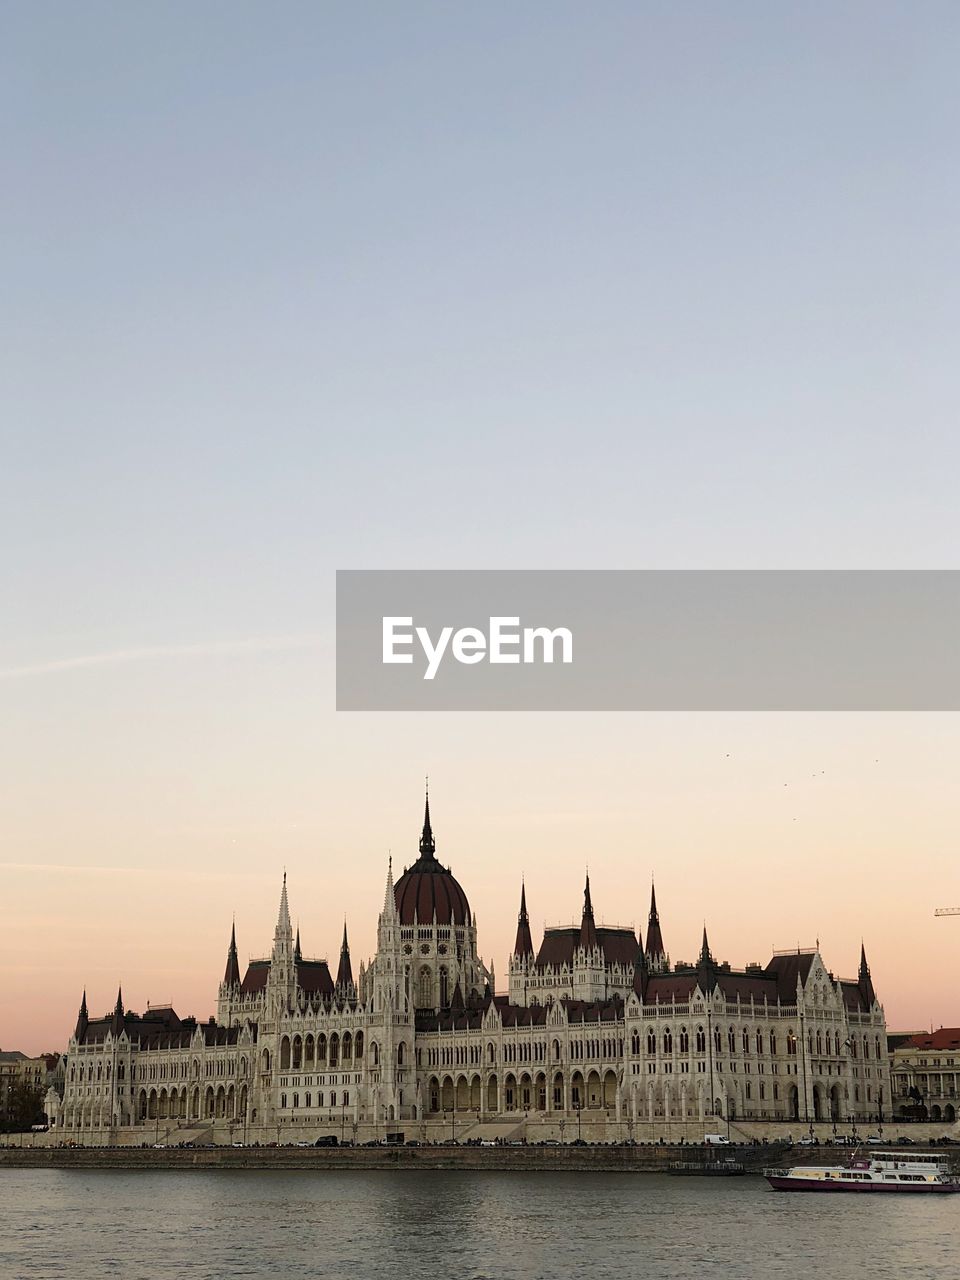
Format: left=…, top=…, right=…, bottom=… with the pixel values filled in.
left=51, top=803, right=889, bottom=1143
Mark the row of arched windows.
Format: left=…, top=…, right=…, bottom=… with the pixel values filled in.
left=280, top=1090, right=350, bottom=1109
left=278, top=1031, right=365, bottom=1071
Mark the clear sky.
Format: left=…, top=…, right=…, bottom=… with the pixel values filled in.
left=2, top=4, right=959, bottom=1053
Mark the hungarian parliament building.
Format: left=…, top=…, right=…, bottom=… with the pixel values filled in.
left=49, top=795, right=889, bottom=1142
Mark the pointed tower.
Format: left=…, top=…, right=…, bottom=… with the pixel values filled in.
left=337, top=922, right=353, bottom=990
left=579, top=872, right=598, bottom=951
left=513, top=883, right=535, bottom=958
left=274, top=873, right=292, bottom=951
left=858, top=941, right=876, bottom=1007
left=223, top=921, right=241, bottom=988
left=419, top=790, right=436, bottom=861
left=644, top=880, right=668, bottom=972
left=111, top=986, right=125, bottom=1036
left=294, top=926, right=302, bottom=964
left=699, top=926, right=713, bottom=967
left=267, top=872, right=296, bottom=1009
left=74, top=990, right=89, bottom=1043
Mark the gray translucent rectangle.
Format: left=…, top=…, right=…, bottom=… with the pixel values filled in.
left=336, top=570, right=960, bottom=710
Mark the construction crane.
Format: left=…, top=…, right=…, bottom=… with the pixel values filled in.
left=934, top=907, right=960, bottom=917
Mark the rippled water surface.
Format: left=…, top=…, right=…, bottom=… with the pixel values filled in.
left=2, top=1169, right=959, bottom=1279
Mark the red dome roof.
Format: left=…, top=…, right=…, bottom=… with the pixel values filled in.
left=394, top=797, right=471, bottom=926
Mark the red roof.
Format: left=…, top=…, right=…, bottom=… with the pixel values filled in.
left=902, top=1028, right=960, bottom=1051
left=297, top=960, right=335, bottom=997
left=535, top=926, right=639, bottom=970
left=394, top=860, right=471, bottom=926
left=240, top=962, right=269, bottom=995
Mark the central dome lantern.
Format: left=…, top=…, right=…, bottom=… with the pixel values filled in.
left=394, top=794, right=471, bottom=926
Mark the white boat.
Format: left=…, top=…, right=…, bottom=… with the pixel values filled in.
left=765, top=1150, right=960, bottom=1193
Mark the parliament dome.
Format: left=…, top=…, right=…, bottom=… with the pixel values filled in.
left=394, top=797, right=471, bottom=927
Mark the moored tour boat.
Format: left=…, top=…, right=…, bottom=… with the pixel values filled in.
left=765, top=1150, right=960, bottom=1193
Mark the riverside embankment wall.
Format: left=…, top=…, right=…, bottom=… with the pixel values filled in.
left=2, top=1144, right=957, bottom=1175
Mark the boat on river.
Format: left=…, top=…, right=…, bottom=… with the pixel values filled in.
left=765, top=1150, right=960, bottom=1193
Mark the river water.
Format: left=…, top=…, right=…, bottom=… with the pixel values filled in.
left=1, top=1169, right=957, bottom=1279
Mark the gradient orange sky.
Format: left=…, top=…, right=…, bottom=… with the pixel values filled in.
left=3, top=689, right=959, bottom=1054
left=3, top=9, right=959, bottom=1055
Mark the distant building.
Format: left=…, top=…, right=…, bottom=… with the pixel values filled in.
left=0, top=1050, right=60, bottom=1127
left=50, top=792, right=889, bottom=1141
left=889, top=1029, right=959, bottom=1123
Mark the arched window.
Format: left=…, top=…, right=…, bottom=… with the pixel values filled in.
left=553, top=1039, right=561, bottom=1061
left=713, top=1027, right=722, bottom=1055
left=317, top=1035, right=327, bottom=1063
left=728, top=1028, right=736, bottom=1054
left=769, top=1031, right=777, bottom=1056
left=292, top=1036, right=302, bottom=1070
left=816, top=1031, right=822, bottom=1055
left=280, top=1037, right=291, bottom=1071
left=261, top=1049, right=271, bottom=1073
left=679, top=1027, right=689, bottom=1053
left=786, top=1032, right=797, bottom=1056
left=342, top=1032, right=352, bottom=1062
left=419, top=967, right=433, bottom=1008
left=439, top=967, right=449, bottom=1008
left=329, top=1034, right=339, bottom=1068
left=756, top=1030, right=763, bottom=1055
left=647, top=1030, right=656, bottom=1055
left=488, top=1042, right=496, bottom=1064
left=696, top=1026, right=706, bottom=1053
left=280, top=1093, right=287, bottom=1109
left=742, top=1029, right=750, bottom=1054
left=663, top=1029, right=673, bottom=1055
left=355, top=1031, right=364, bottom=1060
left=397, top=1043, right=405, bottom=1066
left=631, top=1031, right=641, bottom=1055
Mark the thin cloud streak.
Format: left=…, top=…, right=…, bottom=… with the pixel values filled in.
left=0, top=634, right=324, bottom=680
left=0, top=862, right=275, bottom=884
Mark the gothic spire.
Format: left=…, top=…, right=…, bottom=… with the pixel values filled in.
left=579, top=871, right=598, bottom=951
left=858, top=941, right=876, bottom=1006
left=513, top=882, right=534, bottom=957
left=275, top=872, right=292, bottom=938
left=698, top=925, right=713, bottom=968
left=419, top=783, right=436, bottom=860
left=223, top=920, right=241, bottom=988
left=294, top=926, right=302, bottom=964
left=382, top=854, right=397, bottom=919
left=644, top=879, right=666, bottom=970
left=337, top=921, right=353, bottom=989
left=111, top=986, right=124, bottom=1035
left=75, top=989, right=89, bottom=1042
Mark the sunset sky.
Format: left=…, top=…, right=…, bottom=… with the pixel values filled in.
left=3, top=4, right=959, bottom=1054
